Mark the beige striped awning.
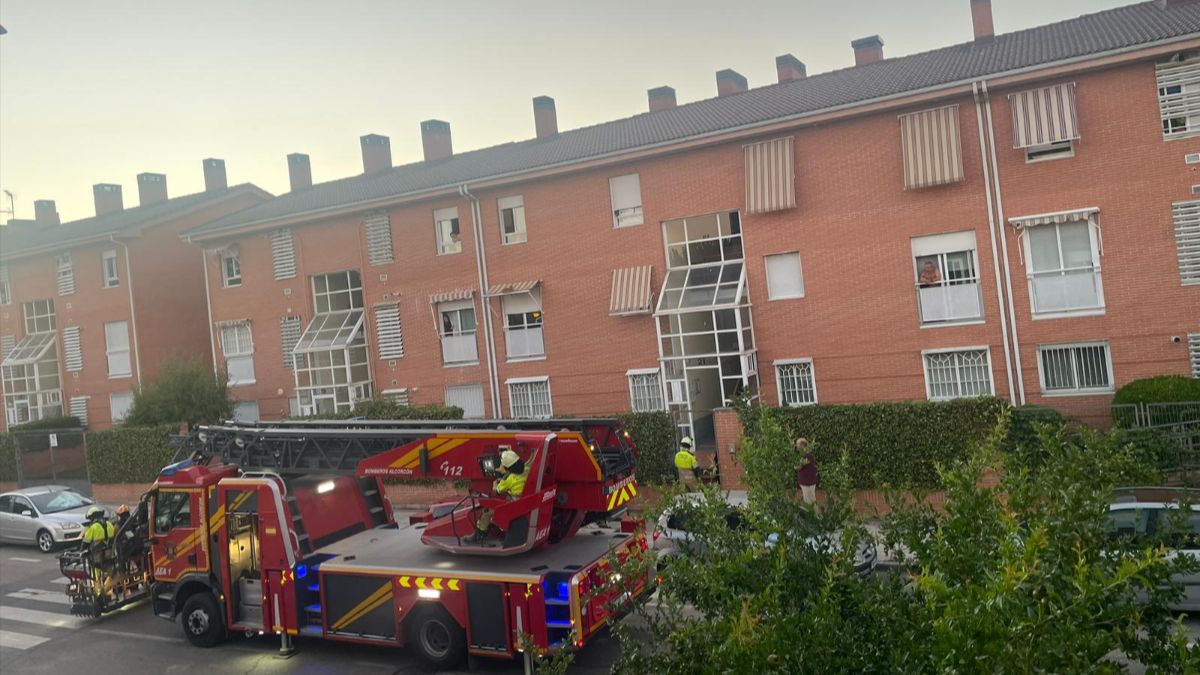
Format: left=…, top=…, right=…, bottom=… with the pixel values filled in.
left=486, top=280, right=540, bottom=297
left=899, top=105, right=964, bottom=190
left=428, top=288, right=475, bottom=304
left=1009, top=83, right=1080, bottom=149
left=609, top=266, right=654, bottom=316
left=744, top=137, right=796, bottom=214
left=1008, top=206, right=1098, bottom=229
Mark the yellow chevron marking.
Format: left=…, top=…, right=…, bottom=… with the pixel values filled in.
left=399, top=438, right=467, bottom=470
left=431, top=578, right=443, bottom=591
left=447, top=579, right=461, bottom=591
left=387, top=443, right=425, bottom=469
left=606, top=491, right=618, bottom=511
left=398, top=576, right=411, bottom=588
left=415, top=577, right=427, bottom=589
left=628, top=481, right=638, bottom=498
left=331, top=583, right=392, bottom=631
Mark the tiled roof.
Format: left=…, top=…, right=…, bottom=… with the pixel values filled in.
left=1, top=185, right=268, bottom=259
left=190, top=1, right=1200, bottom=237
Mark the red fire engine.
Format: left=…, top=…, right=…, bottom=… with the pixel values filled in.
left=61, top=418, right=648, bottom=668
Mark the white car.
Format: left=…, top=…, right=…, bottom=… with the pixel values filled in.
left=1107, top=487, right=1200, bottom=611
left=0, top=486, right=97, bottom=553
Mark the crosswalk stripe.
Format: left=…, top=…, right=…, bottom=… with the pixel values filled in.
left=0, top=605, right=87, bottom=629
left=51, top=578, right=70, bottom=585
left=9, top=589, right=71, bottom=606
left=7, top=557, right=41, bottom=563
left=0, top=629, right=50, bottom=650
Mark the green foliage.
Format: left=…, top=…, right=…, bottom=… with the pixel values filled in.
left=739, top=397, right=1008, bottom=488
left=86, top=424, right=180, bottom=484
left=617, top=411, right=675, bottom=485
left=10, top=416, right=82, bottom=431
left=0, top=434, right=15, bottom=482
left=125, top=355, right=232, bottom=428
left=287, top=399, right=464, bottom=421
left=1002, top=404, right=1067, bottom=474
left=1113, top=375, right=1200, bottom=407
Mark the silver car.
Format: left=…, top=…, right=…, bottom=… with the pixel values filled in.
left=0, top=485, right=97, bottom=553
left=1107, top=487, right=1200, bottom=611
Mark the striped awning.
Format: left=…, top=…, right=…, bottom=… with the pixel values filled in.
left=486, top=280, right=540, bottom=297
left=744, top=137, right=796, bottom=214
left=609, top=265, right=654, bottom=316
left=1009, top=83, right=1080, bottom=149
left=428, top=288, right=474, bottom=304
left=899, top=105, right=964, bottom=190
left=1008, top=206, right=1098, bottom=228
left=214, top=318, right=251, bottom=328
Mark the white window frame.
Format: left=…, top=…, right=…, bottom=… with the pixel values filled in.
left=221, top=251, right=242, bottom=288
left=764, top=251, right=805, bottom=300
left=232, top=400, right=261, bottom=423
left=774, top=358, right=817, bottom=407
left=921, top=346, right=995, bottom=401
left=0, top=264, right=10, bottom=305
left=1157, top=57, right=1200, bottom=140
left=626, top=368, right=665, bottom=412
left=438, top=299, right=479, bottom=366
left=104, top=320, right=132, bottom=379
left=102, top=249, right=120, bottom=288
left=1024, top=140, right=1075, bottom=163
left=499, top=195, right=527, bottom=245
left=609, top=174, right=644, bottom=228
left=1021, top=218, right=1105, bottom=319
left=502, top=290, right=544, bottom=361
left=109, top=391, right=134, bottom=424
left=506, top=376, right=552, bottom=419
left=23, top=299, right=56, bottom=334
left=434, top=207, right=462, bottom=255
left=445, top=383, right=486, bottom=419
left=220, top=322, right=255, bottom=386
left=912, top=231, right=984, bottom=327
left=1036, top=341, right=1115, bottom=396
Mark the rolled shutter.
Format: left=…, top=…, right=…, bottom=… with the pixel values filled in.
left=899, top=105, right=964, bottom=189
left=744, top=137, right=796, bottom=214
left=1009, top=83, right=1080, bottom=149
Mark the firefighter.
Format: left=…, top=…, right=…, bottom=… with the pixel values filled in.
left=470, top=450, right=528, bottom=543
left=114, top=504, right=131, bottom=531
left=80, top=507, right=115, bottom=548
left=675, top=437, right=699, bottom=489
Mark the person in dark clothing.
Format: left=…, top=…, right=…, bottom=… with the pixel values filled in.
left=795, top=438, right=818, bottom=506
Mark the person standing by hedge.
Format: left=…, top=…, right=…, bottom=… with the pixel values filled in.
left=675, top=436, right=699, bottom=489
left=795, top=438, right=818, bottom=506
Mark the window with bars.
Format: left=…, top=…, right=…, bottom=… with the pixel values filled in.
left=0, top=264, right=10, bottom=305
left=499, top=195, right=527, bottom=245
left=507, top=377, right=552, bottom=419
left=221, top=250, right=241, bottom=287
left=24, top=299, right=56, bottom=334
left=775, top=360, right=817, bottom=406
left=434, top=207, right=462, bottom=255
left=102, top=250, right=119, bottom=288
left=610, top=174, right=644, bottom=228
left=271, top=228, right=296, bottom=280
left=280, top=316, right=302, bottom=369
left=1023, top=219, right=1104, bottom=315
left=365, top=214, right=394, bottom=265
left=105, top=321, right=132, bottom=378
left=56, top=253, right=75, bottom=296
left=923, top=349, right=992, bottom=400
left=1157, top=56, right=1200, bottom=139
left=627, top=369, right=665, bottom=412
left=373, top=303, right=404, bottom=360
left=1174, top=200, right=1200, bottom=285
left=1037, top=342, right=1113, bottom=394
left=220, top=322, right=255, bottom=385
left=62, top=326, right=82, bottom=373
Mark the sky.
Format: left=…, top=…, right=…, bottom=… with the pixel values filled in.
left=0, top=0, right=1131, bottom=224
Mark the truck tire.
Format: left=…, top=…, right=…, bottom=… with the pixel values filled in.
left=180, top=592, right=226, bottom=648
left=406, top=605, right=466, bottom=669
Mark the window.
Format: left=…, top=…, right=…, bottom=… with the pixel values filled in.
left=1174, top=199, right=1200, bottom=286
left=69, top=396, right=88, bottom=426
left=102, top=249, right=119, bottom=288
left=1023, top=218, right=1104, bottom=316
left=609, top=174, right=644, bottom=228
left=220, top=322, right=255, bottom=385
left=0, top=264, right=9, bottom=305
left=373, top=303, right=404, bottom=360
left=293, top=271, right=371, bottom=416
left=271, top=228, right=297, bottom=280
left=110, top=391, right=134, bottom=423
left=280, top=315, right=302, bottom=369
left=364, top=214, right=394, bottom=266
left=507, top=377, right=551, bottom=419
left=381, top=388, right=410, bottom=406
left=627, top=369, right=665, bottom=412
left=912, top=231, right=983, bottom=325
left=153, top=490, right=192, bottom=535
left=923, top=348, right=993, bottom=400
left=313, top=270, right=363, bottom=313
left=662, top=211, right=742, bottom=270
left=899, top=106, right=964, bottom=189
left=232, top=401, right=260, bottom=423
left=104, top=321, right=132, bottom=378
left=23, top=299, right=55, bottom=334
left=764, top=252, right=804, bottom=300
left=445, top=384, right=485, bottom=418
left=56, top=253, right=75, bottom=296
left=1038, top=342, right=1113, bottom=394
left=775, top=360, right=816, bottom=406
left=2, top=330, right=62, bottom=425
left=221, top=250, right=241, bottom=288
left=62, top=326, right=82, bottom=373
left=434, top=207, right=462, bottom=255
left=499, top=195, right=527, bottom=245
left=1157, top=57, right=1200, bottom=139
left=744, top=137, right=796, bottom=214
left=439, top=301, right=478, bottom=365
left=1025, top=140, right=1075, bottom=163
left=502, top=291, right=544, bottom=360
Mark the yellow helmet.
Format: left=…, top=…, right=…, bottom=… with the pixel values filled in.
left=681, top=436, right=694, bottom=451
left=500, top=449, right=521, bottom=468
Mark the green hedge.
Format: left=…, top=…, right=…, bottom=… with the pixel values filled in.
left=86, top=424, right=180, bottom=484
left=0, top=434, right=15, bottom=483
left=617, top=411, right=675, bottom=485
left=10, top=416, right=82, bottom=431
left=287, top=399, right=464, bottom=421
left=739, top=397, right=1009, bottom=489
left=1113, top=376, right=1200, bottom=407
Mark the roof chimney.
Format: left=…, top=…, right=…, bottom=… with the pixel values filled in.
left=33, top=199, right=60, bottom=226
left=93, top=184, right=123, bottom=217
left=360, top=134, right=392, bottom=174
left=970, top=0, right=994, bottom=41
left=137, top=172, right=168, bottom=205
left=287, top=153, right=312, bottom=191
left=851, top=35, right=884, bottom=66
left=420, top=120, right=453, bottom=163
left=533, top=96, right=558, bottom=139
left=648, top=86, right=677, bottom=112
left=776, top=54, right=807, bottom=82
left=716, top=69, right=748, bottom=97
left=202, top=159, right=227, bottom=192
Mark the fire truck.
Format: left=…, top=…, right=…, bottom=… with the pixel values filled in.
left=60, top=418, right=648, bottom=668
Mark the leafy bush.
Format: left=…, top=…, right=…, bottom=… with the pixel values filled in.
left=86, top=424, right=180, bottom=484
left=617, top=411, right=675, bottom=485
left=0, top=434, right=15, bottom=482
left=125, top=355, right=232, bottom=428
left=1002, top=404, right=1067, bottom=474
left=10, top=416, right=82, bottom=431
left=1113, top=375, right=1200, bottom=406
left=287, top=399, right=464, bottom=421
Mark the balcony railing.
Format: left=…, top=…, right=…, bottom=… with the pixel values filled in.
left=505, top=327, right=545, bottom=360
left=917, top=281, right=982, bottom=324
left=1030, top=268, right=1103, bottom=314
left=441, top=333, right=479, bottom=364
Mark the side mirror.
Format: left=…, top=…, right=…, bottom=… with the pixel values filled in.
left=20, top=510, right=33, bottom=518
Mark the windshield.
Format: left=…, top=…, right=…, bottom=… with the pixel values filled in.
left=29, top=489, right=93, bottom=514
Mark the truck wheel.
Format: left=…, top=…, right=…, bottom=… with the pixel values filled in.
left=181, top=592, right=226, bottom=648
left=406, top=606, right=465, bottom=669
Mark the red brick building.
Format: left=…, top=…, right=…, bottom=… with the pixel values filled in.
left=185, top=1, right=1200, bottom=443
left=0, top=161, right=269, bottom=430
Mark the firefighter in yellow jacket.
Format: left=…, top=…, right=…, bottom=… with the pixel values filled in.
left=471, top=449, right=528, bottom=543
left=675, top=436, right=699, bottom=489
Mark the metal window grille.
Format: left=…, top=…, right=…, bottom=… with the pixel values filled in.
left=280, top=316, right=302, bottom=369
left=56, top=253, right=75, bottom=296
left=0, top=265, right=10, bottom=305
left=381, top=388, right=410, bottom=406
left=776, top=361, right=816, bottom=406
left=508, top=379, right=551, bottom=419
left=924, top=350, right=991, bottom=400
left=1189, top=333, right=1200, bottom=379
left=1157, top=57, right=1200, bottom=139
left=69, top=396, right=88, bottom=426
left=373, top=303, right=404, bottom=359
left=1173, top=199, right=1200, bottom=285
left=1039, top=343, right=1111, bottom=392
left=270, top=228, right=297, bottom=280
left=628, top=372, right=664, bottom=412
left=62, top=326, right=83, bottom=372
left=0, top=335, right=14, bottom=361
left=365, top=214, right=394, bottom=265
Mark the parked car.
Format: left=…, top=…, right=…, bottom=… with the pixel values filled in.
left=0, top=486, right=99, bottom=553
left=654, top=491, right=877, bottom=575
left=1106, top=487, right=1200, bottom=611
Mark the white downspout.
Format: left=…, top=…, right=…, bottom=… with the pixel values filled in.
left=972, top=82, right=1016, bottom=406
left=981, top=81, right=1027, bottom=405
left=111, top=235, right=143, bottom=386
left=200, top=249, right=219, bottom=375
left=459, top=184, right=502, bottom=418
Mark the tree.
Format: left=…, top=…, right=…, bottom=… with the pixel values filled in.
left=124, top=355, right=232, bottom=428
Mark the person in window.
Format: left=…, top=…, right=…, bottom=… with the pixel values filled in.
left=470, top=449, right=528, bottom=543
left=918, top=261, right=942, bottom=287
